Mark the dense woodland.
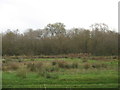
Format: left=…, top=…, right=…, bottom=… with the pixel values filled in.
left=2, top=23, right=118, bottom=56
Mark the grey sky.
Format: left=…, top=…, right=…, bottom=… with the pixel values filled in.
left=0, top=0, right=119, bottom=33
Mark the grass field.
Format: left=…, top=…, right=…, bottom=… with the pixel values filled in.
left=2, top=57, right=118, bottom=88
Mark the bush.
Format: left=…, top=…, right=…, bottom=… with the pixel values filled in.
left=2, top=66, right=8, bottom=71
left=92, top=63, right=107, bottom=69
left=2, top=59, right=6, bottom=63
left=27, top=62, right=43, bottom=72
left=38, top=70, right=46, bottom=77
left=16, top=69, right=27, bottom=78
left=57, top=61, right=69, bottom=68
left=35, top=62, right=43, bottom=71
left=46, top=73, right=59, bottom=79
left=45, top=66, right=59, bottom=72
left=83, top=63, right=91, bottom=69
left=92, top=63, right=101, bottom=69
left=64, top=64, right=72, bottom=69
left=56, top=60, right=78, bottom=69
left=9, top=63, right=19, bottom=70
left=3, top=59, right=12, bottom=63
left=113, top=56, right=117, bottom=59
left=37, top=68, right=59, bottom=79
left=82, top=59, right=88, bottom=63
left=71, top=62, right=78, bottom=68
left=101, top=63, right=107, bottom=68
left=2, top=62, right=19, bottom=71
left=27, top=63, right=35, bottom=71
left=52, top=60, right=57, bottom=66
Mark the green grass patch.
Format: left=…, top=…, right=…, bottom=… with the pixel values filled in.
left=2, top=58, right=118, bottom=88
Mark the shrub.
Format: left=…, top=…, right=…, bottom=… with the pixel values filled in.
left=2, top=62, right=19, bottom=71
left=52, top=60, right=57, bottom=66
left=46, top=73, right=59, bottom=79
left=92, top=63, right=101, bottom=69
left=113, top=56, right=117, bottom=59
left=27, top=63, right=35, bottom=71
left=92, top=63, right=107, bottom=69
left=52, top=60, right=79, bottom=69
left=82, top=59, right=88, bottom=63
left=91, top=63, right=106, bottom=69
left=101, top=63, right=107, bottom=68
left=35, top=62, right=43, bottom=70
left=3, top=59, right=12, bottom=63
left=38, top=70, right=46, bottom=77
left=57, top=61, right=68, bottom=68
left=27, top=62, right=43, bottom=72
left=64, top=64, right=72, bottom=69
left=37, top=68, right=59, bottom=79
left=16, top=69, right=27, bottom=78
left=45, top=66, right=59, bottom=72
left=83, top=63, right=91, bottom=69
left=3, top=62, right=19, bottom=71
left=71, top=62, right=78, bottom=68
left=9, top=63, right=19, bottom=70
left=57, top=60, right=78, bottom=69
left=2, top=59, right=6, bottom=63
left=2, top=66, right=8, bottom=71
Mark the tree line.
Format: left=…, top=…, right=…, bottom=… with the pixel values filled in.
left=2, top=22, right=118, bottom=56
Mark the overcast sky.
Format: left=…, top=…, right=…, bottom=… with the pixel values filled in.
left=0, top=0, right=119, bottom=33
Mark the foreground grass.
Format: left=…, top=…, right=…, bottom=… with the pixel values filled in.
left=3, top=70, right=118, bottom=88
left=2, top=58, right=118, bottom=88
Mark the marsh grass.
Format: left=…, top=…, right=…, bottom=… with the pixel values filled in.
left=27, top=61, right=43, bottom=72
left=16, top=68, right=28, bottom=78
left=91, top=63, right=107, bottom=69
left=83, top=63, right=91, bottom=69
left=2, top=62, right=20, bottom=71
left=2, top=57, right=118, bottom=88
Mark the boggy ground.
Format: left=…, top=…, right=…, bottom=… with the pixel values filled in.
left=2, top=56, right=118, bottom=88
